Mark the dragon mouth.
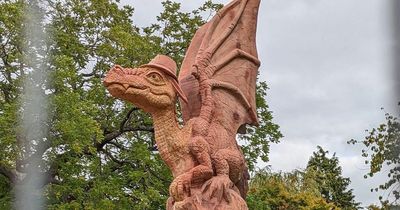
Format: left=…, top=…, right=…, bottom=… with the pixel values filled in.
left=106, top=82, right=148, bottom=98
left=106, top=82, right=147, bottom=91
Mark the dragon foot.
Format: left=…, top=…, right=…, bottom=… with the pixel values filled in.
left=170, top=172, right=193, bottom=202
left=201, top=175, right=239, bottom=203
left=169, top=175, right=247, bottom=210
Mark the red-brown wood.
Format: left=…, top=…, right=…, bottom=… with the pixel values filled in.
left=104, top=0, right=261, bottom=209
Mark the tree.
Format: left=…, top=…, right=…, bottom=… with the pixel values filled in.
left=0, top=0, right=282, bottom=208
left=246, top=169, right=339, bottom=210
left=367, top=203, right=400, bottom=210
left=348, top=104, right=400, bottom=205
left=306, top=146, right=360, bottom=209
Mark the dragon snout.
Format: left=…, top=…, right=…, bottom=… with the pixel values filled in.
left=112, top=65, right=124, bottom=74
left=104, top=66, right=136, bottom=85
left=103, top=65, right=124, bottom=87
left=103, top=65, right=148, bottom=93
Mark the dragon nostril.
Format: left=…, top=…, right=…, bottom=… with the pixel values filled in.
left=114, top=65, right=121, bottom=70
left=112, top=65, right=125, bottom=75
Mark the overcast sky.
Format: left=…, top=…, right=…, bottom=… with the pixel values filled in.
left=121, top=0, right=398, bottom=207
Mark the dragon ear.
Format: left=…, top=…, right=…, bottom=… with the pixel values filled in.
left=171, top=79, right=188, bottom=104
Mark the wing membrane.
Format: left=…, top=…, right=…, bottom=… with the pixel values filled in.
left=179, top=0, right=261, bottom=131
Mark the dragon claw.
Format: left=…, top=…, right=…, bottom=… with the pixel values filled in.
left=201, top=175, right=234, bottom=203
left=170, top=172, right=192, bottom=202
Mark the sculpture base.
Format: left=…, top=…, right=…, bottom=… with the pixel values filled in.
left=167, top=176, right=248, bottom=210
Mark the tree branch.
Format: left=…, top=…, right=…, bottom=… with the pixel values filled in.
left=0, top=164, right=17, bottom=184
left=101, top=149, right=168, bottom=183
left=120, top=107, right=138, bottom=132
left=80, top=72, right=101, bottom=77
left=97, top=107, right=153, bottom=150
left=106, top=140, right=127, bottom=151
left=100, top=126, right=153, bottom=148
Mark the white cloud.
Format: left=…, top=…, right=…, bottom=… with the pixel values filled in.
left=262, top=0, right=397, bottom=206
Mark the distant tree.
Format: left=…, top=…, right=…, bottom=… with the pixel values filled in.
left=349, top=103, right=400, bottom=205
left=247, top=169, right=339, bottom=210
left=367, top=204, right=382, bottom=210
left=367, top=203, right=400, bottom=210
left=0, top=0, right=282, bottom=208
left=306, top=146, right=360, bottom=209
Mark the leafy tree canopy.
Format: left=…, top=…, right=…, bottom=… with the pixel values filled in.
left=246, top=169, right=339, bottom=210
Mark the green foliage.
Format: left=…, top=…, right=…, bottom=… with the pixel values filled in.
left=306, top=146, right=360, bottom=209
left=0, top=175, right=12, bottom=210
left=367, top=203, right=400, bottom=210
left=247, top=169, right=339, bottom=210
left=0, top=0, right=282, bottom=208
left=348, top=104, right=400, bottom=205
left=0, top=0, right=24, bottom=183
left=367, top=204, right=383, bottom=210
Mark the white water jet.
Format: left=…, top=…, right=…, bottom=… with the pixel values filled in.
left=15, top=1, right=51, bottom=209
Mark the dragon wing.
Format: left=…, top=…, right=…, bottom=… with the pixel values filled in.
left=179, top=0, right=261, bottom=134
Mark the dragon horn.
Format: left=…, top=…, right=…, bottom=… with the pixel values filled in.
left=171, top=79, right=188, bottom=104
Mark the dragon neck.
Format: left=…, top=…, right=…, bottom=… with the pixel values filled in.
left=152, top=106, right=180, bottom=135
left=151, top=106, right=181, bottom=167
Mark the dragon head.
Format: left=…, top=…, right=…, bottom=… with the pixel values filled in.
left=103, top=55, right=187, bottom=113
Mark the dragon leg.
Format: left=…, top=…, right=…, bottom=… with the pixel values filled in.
left=188, top=136, right=214, bottom=184
left=169, top=136, right=213, bottom=202
left=200, top=148, right=245, bottom=203
left=211, top=148, right=245, bottom=183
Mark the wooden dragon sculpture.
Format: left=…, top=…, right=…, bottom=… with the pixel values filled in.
left=104, top=0, right=261, bottom=209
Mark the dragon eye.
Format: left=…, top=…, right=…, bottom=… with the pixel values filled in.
left=146, top=72, right=164, bottom=84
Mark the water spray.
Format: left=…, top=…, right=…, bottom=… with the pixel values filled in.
left=15, top=1, right=50, bottom=209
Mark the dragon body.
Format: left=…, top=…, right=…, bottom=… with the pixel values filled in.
left=104, top=0, right=261, bottom=209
